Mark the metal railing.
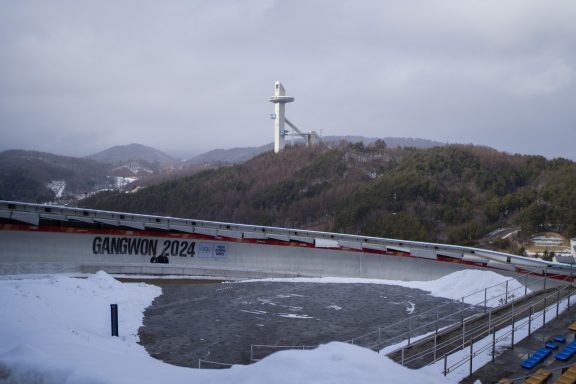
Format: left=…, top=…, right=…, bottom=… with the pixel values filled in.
left=351, top=271, right=554, bottom=352
left=204, top=271, right=572, bottom=369
left=248, top=271, right=555, bottom=364
left=405, top=285, right=569, bottom=370
left=206, top=279, right=574, bottom=372
left=5, top=199, right=576, bottom=277
left=200, top=281, right=574, bottom=374
left=399, top=294, right=535, bottom=368
left=438, top=282, right=576, bottom=376
left=198, top=359, right=236, bottom=369
left=393, top=288, right=542, bottom=366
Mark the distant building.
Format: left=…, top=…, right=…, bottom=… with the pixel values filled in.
left=554, top=237, right=576, bottom=264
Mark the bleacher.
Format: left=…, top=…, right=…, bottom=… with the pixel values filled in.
left=555, top=365, right=576, bottom=384
left=500, top=324, right=576, bottom=383
left=523, top=368, right=551, bottom=384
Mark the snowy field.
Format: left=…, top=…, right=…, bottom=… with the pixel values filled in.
left=0, top=270, right=521, bottom=384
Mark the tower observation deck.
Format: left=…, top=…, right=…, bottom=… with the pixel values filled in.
left=269, top=81, right=294, bottom=153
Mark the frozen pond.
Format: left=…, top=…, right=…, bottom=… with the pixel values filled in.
left=139, top=281, right=482, bottom=366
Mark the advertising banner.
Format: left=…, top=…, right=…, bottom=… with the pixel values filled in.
left=198, top=242, right=228, bottom=258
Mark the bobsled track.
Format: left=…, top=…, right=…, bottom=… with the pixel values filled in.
left=0, top=200, right=573, bottom=288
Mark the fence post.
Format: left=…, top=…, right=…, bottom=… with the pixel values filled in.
left=434, top=310, right=439, bottom=361
left=462, top=319, right=466, bottom=349
left=443, top=354, right=448, bottom=376
left=401, top=347, right=405, bottom=366
left=543, top=296, right=547, bottom=325
left=505, top=281, right=509, bottom=304
left=512, top=294, right=515, bottom=315
left=492, top=328, right=496, bottom=362
left=250, top=344, right=254, bottom=363
left=434, top=332, right=437, bottom=361
left=484, top=288, right=487, bottom=313
left=469, top=341, right=473, bottom=376
left=436, top=310, right=439, bottom=335
left=557, top=288, right=561, bottom=318
left=110, top=304, right=118, bottom=337
left=528, top=306, right=532, bottom=336
left=525, top=274, right=528, bottom=295
left=408, top=316, right=412, bottom=345
left=378, top=327, right=381, bottom=343
left=511, top=315, right=515, bottom=349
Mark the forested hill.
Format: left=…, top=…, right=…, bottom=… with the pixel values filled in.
left=80, top=143, right=576, bottom=246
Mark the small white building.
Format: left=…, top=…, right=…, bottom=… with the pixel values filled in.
left=557, top=238, right=576, bottom=264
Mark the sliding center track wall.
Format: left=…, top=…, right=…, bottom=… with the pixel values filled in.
left=0, top=226, right=487, bottom=281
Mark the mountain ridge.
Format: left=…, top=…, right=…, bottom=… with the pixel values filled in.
left=0, top=149, right=115, bottom=202
left=87, top=143, right=177, bottom=163
left=79, top=143, right=576, bottom=249
left=186, top=136, right=444, bottom=165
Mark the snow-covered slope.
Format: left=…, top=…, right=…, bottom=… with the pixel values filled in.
left=46, top=180, right=66, bottom=198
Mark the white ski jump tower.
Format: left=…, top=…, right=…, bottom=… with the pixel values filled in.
left=269, top=81, right=321, bottom=153
left=269, top=81, right=294, bottom=153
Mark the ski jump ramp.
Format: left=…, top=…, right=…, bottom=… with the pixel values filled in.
left=0, top=200, right=573, bottom=288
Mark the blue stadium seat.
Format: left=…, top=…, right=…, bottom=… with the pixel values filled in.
left=553, top=335, right=567, bottom=343
left=521, top=348, right=551, bottom=369
left=555, top=341, right=576, bottom=361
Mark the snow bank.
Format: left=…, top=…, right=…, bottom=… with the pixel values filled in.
left=0, top=271, right=162, bottom=383
left=0, top=271, right=460, bottom=384
left=226, top=342, right=443, bottom=384
left=241, top=269, right=529, bottom=307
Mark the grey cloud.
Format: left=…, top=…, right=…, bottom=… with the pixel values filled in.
left=0, top=0, right=575, bottom=159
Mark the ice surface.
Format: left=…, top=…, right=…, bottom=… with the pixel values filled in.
left=277, top=313, right=314, bottom=319
left=242, top=269, right=530, bottom=307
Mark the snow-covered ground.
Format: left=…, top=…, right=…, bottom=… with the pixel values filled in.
left=113, top=176, right=139, bottom=189
left=0, top=270, right=522, bottom=384
left=46, top=180, right=66, bottom=198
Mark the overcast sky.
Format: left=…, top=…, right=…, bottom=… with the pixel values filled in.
left=1, top=1, right=575, bottom=160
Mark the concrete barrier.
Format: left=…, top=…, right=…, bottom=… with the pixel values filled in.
left=0, top=200, right=573, bottom=288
